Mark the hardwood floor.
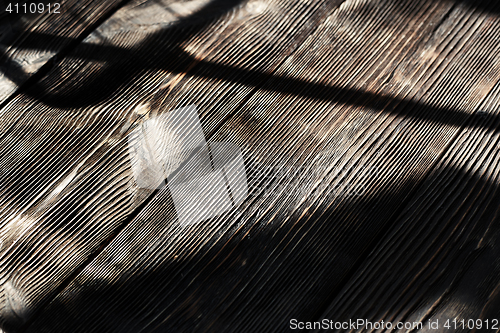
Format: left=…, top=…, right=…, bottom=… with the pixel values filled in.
left=0, top=0, right=499, bottom=332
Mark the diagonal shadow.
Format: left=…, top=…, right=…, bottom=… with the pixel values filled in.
left=1, top=0, right=500, bottom=331
left=14, top=99, right=500, bottom=333
left=0, top=0, right=248, bottom=96
left=0, top=0, right=499, bottom=134
left=16, top=160, right=500, bottom=333
left=0, top=0, right=73, bottom=81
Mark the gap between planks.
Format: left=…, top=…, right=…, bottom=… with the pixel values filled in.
left=14, top=0, right=343, bottom=332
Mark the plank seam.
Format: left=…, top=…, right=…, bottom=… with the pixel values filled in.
left=16, top=1, right=346, bottom=332
left=307, top=14, right=500, bottom=333
left=0, top=0, right=135, bottom=144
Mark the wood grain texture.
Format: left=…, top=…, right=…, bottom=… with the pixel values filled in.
left=0, top=0, right=336, bottom=331
left=0, top=0, right=129, bottom=103
left=315, top=64, right=500, bottom=333
left=21, top=0, right=500, bottom=332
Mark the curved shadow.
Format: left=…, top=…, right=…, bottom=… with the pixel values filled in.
left=0, top=0, right=499, bottom=133
left=2, top=0, right=500, bottom=332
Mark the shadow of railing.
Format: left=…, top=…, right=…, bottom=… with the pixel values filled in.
left=0, top=0, right=499, bottom=132
left=16, top=161, right=500, bottom=333
left=1, top=0, right=500, bottom=332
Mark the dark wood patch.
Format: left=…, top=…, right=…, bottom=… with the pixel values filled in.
left=19, top=0, right=500, bottom=332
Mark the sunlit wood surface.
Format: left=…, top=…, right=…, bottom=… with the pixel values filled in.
left=1, top=0, right=500, bottom=332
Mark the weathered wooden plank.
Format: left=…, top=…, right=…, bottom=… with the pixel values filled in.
left=0, top=0, right=129, bottom=104
left=23, top=0, right=500, bottom=332
left=314, top=71, right=500, bottom=333
left=0, top=0, right=336, bottom=331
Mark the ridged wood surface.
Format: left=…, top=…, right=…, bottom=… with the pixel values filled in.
left=13, top=0, right=500, bottom=332
left=315, top=32, right=500, bottom=333
left=0, top=0, right=337, bottom=331
left=0, top=0, right=128, bottom=104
